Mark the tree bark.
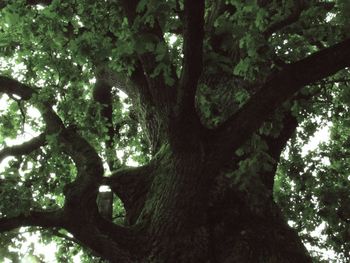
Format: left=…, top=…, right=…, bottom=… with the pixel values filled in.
left=109, top=145, right=312, bottom=263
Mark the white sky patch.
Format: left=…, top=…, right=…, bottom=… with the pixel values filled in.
left=0, top=94, right=10, bottom=110
left=7, top=229, right=58, bottom=263
left=35, top=5, right=45, bottom=11
left=99, top=185, right=111, bottom=192
left=304, top=222, right=339, bottom=262
left=301, top=125, right=330, bottom=157
left=126, top=157, right=139, bottom=167
left=325, top=12, right=336, bottom=23
left=164, top=32, right=178, bottom=47
left=168, top=35, right=177, bottom=45
left=73, top=15, right=84, bottom=28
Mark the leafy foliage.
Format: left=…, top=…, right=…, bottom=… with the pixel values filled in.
left=0, top=0, right=349, bottom=262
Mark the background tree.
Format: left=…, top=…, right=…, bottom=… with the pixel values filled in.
left=0, top=0, right=350, bottom=262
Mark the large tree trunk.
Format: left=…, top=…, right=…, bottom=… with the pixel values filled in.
left=112, top=143, right=313, bottom=263
left=207, top=182, right=312, bottom=263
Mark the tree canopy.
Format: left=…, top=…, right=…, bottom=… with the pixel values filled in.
left=0, top=0, right=350, bottom=262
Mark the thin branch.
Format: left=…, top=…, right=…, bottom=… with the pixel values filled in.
left=50, top=228, right=77, bottom=243
left=25, top=0, right=52, bottom=6
left=264, top=2, right=335, bottom=38
left=316, top=2, right=336, bottom=11
left=263, top=1, right=306, bottom=38
left=0, top=210, right=63, bottom=233
left=0, top=133, right=46, bottom=163
left=315, top=77, right=350, bottom=86
left=18, top=101, right=26, bottom=133
left=210, top=37, right=350, bottom=163
left=7, top=94, right=26, bottom=132
left=205, top=0, right=228, bottom=33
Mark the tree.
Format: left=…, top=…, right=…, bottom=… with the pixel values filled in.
left=0, top=0, right=350, bottom=262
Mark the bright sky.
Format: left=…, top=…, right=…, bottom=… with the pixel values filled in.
left=301, top=125, right=330, bottom=157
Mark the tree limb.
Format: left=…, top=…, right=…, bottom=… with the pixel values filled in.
left=119, top=0, right=177, bottom=110
left=92, top=77, right=119, bottom=170
left=263, top=2, right=335, bottom=38
left=103, top=164, right=154, bottom=225
left=0, top=76, right=34, bottom=100
left=261, top=112, right=298, bottom=190
left=263, top=1, right=306, bottom=38
left=175, top=0, right=205, bottom=117
left=211, top=37, right=350, bottom=162
left=0, top=133, right=46, bottom=163
left=70, top=225, right=136, bottom=263
left=113, top=2, right=178, bottom=153
left=0, top=210, right=63, bottom=233
left=0, top=75, right=138, bottom=258
left=168, top=0, right=207, bottom=152
left=0, top=75, right=102, bottom=219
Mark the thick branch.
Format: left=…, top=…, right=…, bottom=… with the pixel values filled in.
left=205, top=0, right=225, bottom=33
left=95, top=60, right=163, bottom=155
left=261, top=112, right=298, bottom=190
left=0, top=210, right=63, bottom=232
left=60, top=127, right=104, bottom=215
left=265, top=113, right=298, bottom=161
left=176, top=0, right=205, bottom=116
left=168, top=0, right=206, bottom=152
left=70, top=225, right=136, bottom=263
left=0, top=133, right=46, bottom=163
left=0, top=76, right=34, bottom=100
left=103, top=164, right=154, bottom=225
left=92, top=78, right=119, bottom=170
left=211, top=37, right=350, bottom=162
left=119, top=0, right=176, bottom=110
